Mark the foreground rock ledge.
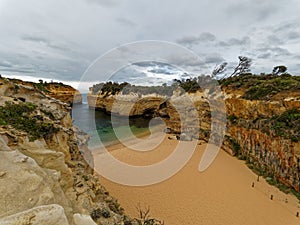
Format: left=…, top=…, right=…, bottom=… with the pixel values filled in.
left=0, top=78, right=142, bottom=225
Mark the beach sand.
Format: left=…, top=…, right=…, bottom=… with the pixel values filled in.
left=93, top=132, right=300, bottom=225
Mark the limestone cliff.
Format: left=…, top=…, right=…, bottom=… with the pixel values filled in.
left=3, top=77, right=82, bottom=105
left=43, top=82, right=82, bottom=105
left=88, top=74, right=300, bottom=194
left=0, top=78, right=136, bottom=225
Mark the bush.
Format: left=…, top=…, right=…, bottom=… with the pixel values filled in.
left=0, top=102, right=59, bottom=141
left=270, top=109, right=300, bottom=141
left=244, top=84, right=279, bottom=100
left=228, top=114, right=238, bottom=125
left=101, top=208, right=111, bottom=218
left=242, top=75, right=300, bottom=100
left=91, top=209, right=101, bottom=221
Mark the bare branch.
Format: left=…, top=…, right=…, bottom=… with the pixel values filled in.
left=211, top=62, right=228, bottom=77
left=230, top=56, right=252, bottom=77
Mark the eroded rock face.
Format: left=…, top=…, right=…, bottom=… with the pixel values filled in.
left=0, top=79, right=133, bottom=225
left=0, top=149, right=72, bottom=219
left=88, top=94, right=166, bottom=117
left=0, top=77, right=82, bottom=105
left=88, top=85, right=300, bottom=193
left=45, top=83, right=82, bottom=105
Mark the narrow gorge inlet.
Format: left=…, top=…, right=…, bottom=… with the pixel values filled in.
left=1, top=1, right=300, bottom=224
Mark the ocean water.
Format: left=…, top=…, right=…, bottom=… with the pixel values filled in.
left=71, top=94, right=162, bottom=149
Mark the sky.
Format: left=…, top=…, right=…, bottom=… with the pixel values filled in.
left=1, top=0, right=300, bottom=91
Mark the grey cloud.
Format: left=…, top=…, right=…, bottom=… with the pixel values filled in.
left=0, top=68, right=34, bottom=74
left=287, top=31, right=300, bottom=40
left=84, top=0, right=120, bottom=8
left=22, top=36, right=49, bottom=44
left=0, top=60, right=13, bottom=68
left=267, top=23, right=300, bottom=44
left=116, top=17, right=136, bottom=27
left=0, top=62, right=37, bottom=74
left=176, top=32, right=216, bottom=46
left=0, top=50, right=87, bottom=81
left=255, top=47, right=291, bottom=58
left=273, top=22, right=299, bottom=33
left=226, top=0, right=285, bottom=21
left=167, top=53, right=224, bottom=72
left=257, top=53, right=272, bottom=59
left=130, top=61, right=177, bottom=75
left=219, top=37, right=250, bottom=47
left=169, top=55, right=205, bottom=67
left=267, top=35, right=284, bottom=45
left=1, top=0, right=300, bottom=84
left=21, top=35, right=71, bottom=52
left=132, top=61, right=173, bottom=68
left=203, top=54, right=225, bottom=64
left=147, top=68, right=174, bottom=75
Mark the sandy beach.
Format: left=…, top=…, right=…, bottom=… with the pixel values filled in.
left=93, top=132, right=300, bottom=225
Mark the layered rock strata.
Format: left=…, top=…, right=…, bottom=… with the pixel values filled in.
left=0, top=78, right=137, bottom=225
left=88, top=76, right=300, bottom=193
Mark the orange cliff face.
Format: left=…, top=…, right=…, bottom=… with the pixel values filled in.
left=87, top=75, right=300, bottom=193
left=223, top=94, right=300, bottom=192
left=44, top=82, right=82, bottom=105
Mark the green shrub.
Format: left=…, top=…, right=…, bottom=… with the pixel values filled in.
left=228, top=114, right=238, bottom=125
left=243, top=75, right=300, bottom=100
left=270, top=109, right=300, bottom=141
left=0, top=102, right=59, bottom=141
left=244, top=84, right=279, bottom=100
left=101, top=208, right=111, bottom=218
left=91, top=209, right=101, bottom=221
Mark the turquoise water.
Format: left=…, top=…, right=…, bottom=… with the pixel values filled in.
left=71, top=94, right=161, bottom=148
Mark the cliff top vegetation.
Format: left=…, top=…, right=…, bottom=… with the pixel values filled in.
left=90, top=72, right=300, bottom=100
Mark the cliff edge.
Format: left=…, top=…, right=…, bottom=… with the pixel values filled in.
left=0, top=77, right=139, bottom=225
left=3, top=77, right=82, bottom=105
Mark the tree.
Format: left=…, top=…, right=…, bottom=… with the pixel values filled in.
left=211, top=62, right=227, bottom=77
left=230, top=56, right=252, bottom=77
left=272, top=65, right=287, bottom=76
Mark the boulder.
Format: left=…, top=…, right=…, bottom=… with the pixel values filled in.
left=179, top=133, right=192, bottom=141
left=0, top=204, right=69, bottom=225
left=73, top=214, right=97, bottom=225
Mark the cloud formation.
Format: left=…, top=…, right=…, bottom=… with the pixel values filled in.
left=0, top=0, right=300, bottom=89
left=177, top=32, right=216, bottom=47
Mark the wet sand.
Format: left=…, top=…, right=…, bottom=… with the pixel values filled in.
left=93, top=132, right=300, bottom=225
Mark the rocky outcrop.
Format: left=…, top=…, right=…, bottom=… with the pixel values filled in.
left=0, top=204, right=69, bottom=225
left=0, top=78, right=136, bottom=225
left=88, top=93, right=167, bottom=117
left=87, top=92, right=202, bottom=138
left=1, top=77, right=82, bottom=105
left=44, top=82, right=82, bottom=105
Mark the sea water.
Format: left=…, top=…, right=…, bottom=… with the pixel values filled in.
left=71, top=94, right=162, bottom=149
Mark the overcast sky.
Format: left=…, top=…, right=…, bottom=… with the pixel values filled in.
left=1, top=0, right=300, bottom=90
